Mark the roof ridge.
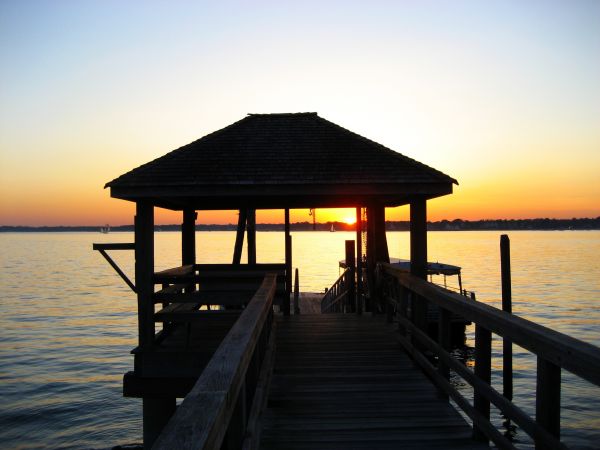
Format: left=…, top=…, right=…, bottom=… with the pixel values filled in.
left=247, top=112, right=317, bottom=117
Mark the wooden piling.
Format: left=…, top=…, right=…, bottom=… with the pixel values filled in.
left=293, top=268, right=300, bottom=315
left=500, top=234, right=513, bottom=401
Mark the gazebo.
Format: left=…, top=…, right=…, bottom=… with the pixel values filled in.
left=101, top=112, right=457, bottom=444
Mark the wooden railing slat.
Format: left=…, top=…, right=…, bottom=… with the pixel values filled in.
left=381, top=263, right=600, bottom=386
left=153, top=274, right=277, bottom=450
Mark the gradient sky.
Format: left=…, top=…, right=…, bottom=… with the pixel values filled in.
left=1, top=0, right=599, bottom=226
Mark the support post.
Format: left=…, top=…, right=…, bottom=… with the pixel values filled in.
left=410, top=198, right=428, bottom=333
left=284, top=209, right=292, bottom=316
left=143, top=397, right=176, bottom=449
left=135, top=201, right=154, bottom=348
left=355, top=207, right=363, bottom=314
left=473, top=324, right=492, bottom=443
left=283, top=234, right=292, bottom=316
left=345, top=240, right=356, bottom=313
left=182, top=209, right=196, bottom=266
left=233, top=209, right=247, bottom=264
left=247, top=209, right=256, bottom=264
left=536, top=357, right=561, bottom=449
left=500, top=234, right=513, bottom=401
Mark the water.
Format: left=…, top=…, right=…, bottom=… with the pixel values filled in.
left=0, top=231, right=598, bottom=449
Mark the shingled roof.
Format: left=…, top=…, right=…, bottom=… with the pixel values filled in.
left=107, top=113, right=457, bottom=210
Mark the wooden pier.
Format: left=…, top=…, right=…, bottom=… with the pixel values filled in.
left=261, top=314, right=485, bottom=450
left=96, top=113, right=600, bottom=449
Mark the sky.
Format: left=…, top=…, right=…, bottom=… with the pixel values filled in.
left=1, top=0, right=599, bottom=226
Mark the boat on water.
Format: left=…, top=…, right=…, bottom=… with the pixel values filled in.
left=339, top=257, right=464, bottom=295
left=330, top=224, right=335, bottom=232
left=99, top=224, right=110, bottom=234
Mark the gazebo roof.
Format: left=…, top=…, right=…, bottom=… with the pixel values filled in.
left=107, top=112, right=457, bottom=210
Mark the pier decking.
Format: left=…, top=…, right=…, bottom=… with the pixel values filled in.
left=261, top=314, right=485, bottom=450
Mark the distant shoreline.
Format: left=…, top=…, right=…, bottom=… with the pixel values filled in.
left=2, top=217, right=599, bottom=232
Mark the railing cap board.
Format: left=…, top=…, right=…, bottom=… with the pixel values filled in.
left=380, top=263, right=600, bottom=386
left=152, top=273, right=277, bottom=450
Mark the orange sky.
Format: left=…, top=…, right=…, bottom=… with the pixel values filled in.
left=1, top=2, right=599, bottom=226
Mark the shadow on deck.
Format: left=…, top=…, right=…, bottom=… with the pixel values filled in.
left=261, top=314, right=485, bottom=450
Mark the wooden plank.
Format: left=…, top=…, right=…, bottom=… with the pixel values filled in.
left=260, top=314, right=487, bottom=450
left=92, top=242, right=135, bottom=250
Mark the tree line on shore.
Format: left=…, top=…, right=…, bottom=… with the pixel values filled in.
left=2, top=217, right=599, bottom=232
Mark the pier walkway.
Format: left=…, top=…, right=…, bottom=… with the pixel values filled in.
left=260, top=314, right=485, bottom=450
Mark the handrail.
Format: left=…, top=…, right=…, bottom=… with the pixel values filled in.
left=153, top=273, right=277, bottom=449
left=378, top=262, right=600, bottom=449
left=321, top=268, right=352, bottom=313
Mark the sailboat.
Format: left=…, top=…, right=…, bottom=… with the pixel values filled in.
left=100, top=224, right=110, bottom=234
left=330, top=224, right=335, bottom=232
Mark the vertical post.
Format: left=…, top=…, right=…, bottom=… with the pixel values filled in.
left=372, top=205, right=389, bottom=263
left=437, top=307, right=451, bottom=399
left=355, top=207, right=363, bottom=314
left=293, top=268, right=300, bottom=315
left=283, top=234, right=292, bottom=316
left=182, top=209, right=196, bottom=266
left=536, top=357, right=561, bottom=449
left=500, top=234, right=513, bottom=401
left=142, top=398, right=176, bottom=448
left=472, top=324, right=492, bottom=442
left=410, top=198, right=428, bottom=333
left=233, top=209, right=247, bottom=264
left=135, top=201, right=154, bottom=348
left=345, top=240, right=356, bottom=313
left=284, top=209, right=292, bottom=316
left=247, top=209, right=256, bottom=264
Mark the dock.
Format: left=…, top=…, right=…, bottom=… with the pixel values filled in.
left=95, top=112, right=600, bottom=449
left=261, top=314, right=485, bottom=450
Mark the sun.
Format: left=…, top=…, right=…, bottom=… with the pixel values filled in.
left=343, top=216, right=356, bottom=225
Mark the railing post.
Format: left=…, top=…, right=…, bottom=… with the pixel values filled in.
left=398, top=283, right=408, bottom=336
left=345, top=240, right=356, bottom=313
left=223, top=382, right=247, bottom=450
left=500, top=234, right=513, bottom=401
left=293, top=268, right=300, bottom=314
left=473, top=324, right=491, bottom=442
left=437, top=307, right=451, bottom=399
left=536, top=357, right=561, bottom=449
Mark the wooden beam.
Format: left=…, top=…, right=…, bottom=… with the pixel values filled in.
left=410, top=198, right=428, bottom=333
left=182, top=209, right=196, bottom=266
left=355, top=207, right=363, bottom=314
left=284, top=209, right=292, bottom=315
left=233, top=210, right=247, bottom=264
left=135, top=201, right=154, bottom=348
left=247, top=209, right=256, bottom=264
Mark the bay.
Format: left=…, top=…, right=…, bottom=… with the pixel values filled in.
left=0, top=230, right=598, bottom=449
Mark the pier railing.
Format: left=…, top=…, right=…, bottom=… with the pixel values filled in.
left=378, top=262, right=600, bottom=450
left=321, top=268, right=355, bottom=313
left=153, top=273, right=278, bottom=450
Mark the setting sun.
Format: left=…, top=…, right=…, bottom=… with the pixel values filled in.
left=343, top=216, right=356, bottom=225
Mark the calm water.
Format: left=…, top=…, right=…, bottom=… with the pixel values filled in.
left=0, top=231, right=598, bottom=449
